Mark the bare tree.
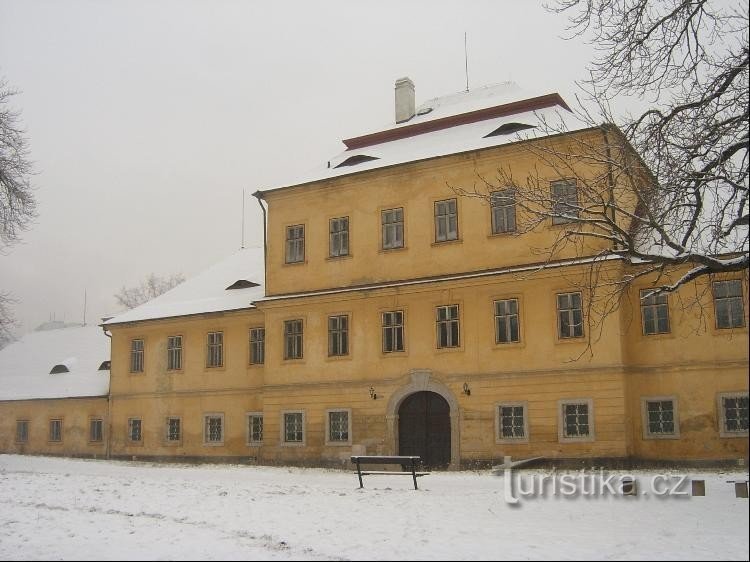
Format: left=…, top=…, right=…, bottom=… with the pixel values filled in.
left=0, top=292, right=17, bottom=350
left=115, top=273, right=185, bottom=309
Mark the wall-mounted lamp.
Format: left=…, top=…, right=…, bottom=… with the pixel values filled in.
left=463, top=382, right=471, bottom=396
left=369, top=386, right=378, bottom=400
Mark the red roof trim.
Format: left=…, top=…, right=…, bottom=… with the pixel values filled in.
left=343, top=93, right=571, bottom=150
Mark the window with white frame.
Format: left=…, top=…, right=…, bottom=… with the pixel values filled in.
left=89, top=418, right=104, bottom=442
left=560, top=400, right=593, bottom=440
left=49, top=419, right=63, bottom=442
left=436, top=305, right=460, bottom=348
left=497, top=403, right=527, bottom=441
left=490, top=189, right=517, bottom=234
left=130, top=339, right=144, bottom=373
left=719, top=393, right=749, bottom=436
left=206, top=331, right=223, bottom=368
left=204, top=414, right=224, bottom=444
left=249, top=328, right=265, bottom=365
left=329, top=217, right=349, bottom=257
left=640, top=290, right=670, bottom=335
left=381, top=208, right=404, bottom=250
left=642, top=398, right=678, bottom=438
left=247, top=413, right=263, bottom=445
left=166, top=417, right=181, bottom=442
left=382, top=310, right=405, bottom=353
left=283, top=412, right=304, bottom=444
left=284, top=319, right=303, bottom=360
left=557, top=292, right=584, bottom=339
left=128, top=418, right=142, bottom=443
left=434, top=199, right=458, bottom=242
left=326, top=410, right=350, bottom=444
left=713, top=280, right=745, bottom=329
left=15, top=420, right=29, bottom=443
left=551, top=179, right=579, bottom=224
left=494, top=299, right=520, bottom=344
left=167, top=335, right=183, bottom=370
left=328, top=315, right=349, bottom=356
left=285, top=224, right=305, bottom=264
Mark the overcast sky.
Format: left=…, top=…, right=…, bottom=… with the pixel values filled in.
left=0, top=0, right=596, bottom=335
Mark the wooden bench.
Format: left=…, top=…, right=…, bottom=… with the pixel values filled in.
left=351, top=455, right=430, bottom=490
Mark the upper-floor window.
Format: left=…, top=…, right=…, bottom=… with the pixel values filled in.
left=249, top=328, right=265, bottom=365
left=494, top=299, right=520, bottom=344
left=382, top=310, right=405, bottom=353
left=713, top=280, right=745, bottom=329
left=284, top=319, right=303, bottom=360
left=130, top=339, right=144, bottom=373
left=436, top=305, right=460, bottom=348
left=640, top=290, right=670, bottom=335
left=382, top=208, right=404, bottom=250
left=551, top=180, right=579, bottom=224
left=285, top=224, right=305, bottom=264
left=328, top=315, right=349, bottom=357
left=329, top=217, right=349, bottom=257
left=206, top=332, right=223, bottom=368
left=434, top=199, right=458, bottom=242
left=49, top=419, right=63, bottom=442
left=490, top=189, right=516, bottom=234
left=557, top=292, right=584, bottom=339
left=167, top=335, right=183, bottom=370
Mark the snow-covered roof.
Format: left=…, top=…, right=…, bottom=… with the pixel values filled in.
left=104, top=246, right=265, bottom=326
left=259, top=83, right=586, bottom=194
left=0, top=325, right=110, bottom=401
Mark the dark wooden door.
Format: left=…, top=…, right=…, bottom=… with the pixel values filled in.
left=398, top=391, right=451, bottom=468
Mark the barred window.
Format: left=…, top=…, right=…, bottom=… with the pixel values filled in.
left=328, top=315, right=349, bottom=356
left=435, top=199, right=458, bottom=242
left=130, top=339, right=144, bottom=373
left=381, top=208, right=404, bottom=250
left=551, top=180, right=579, bottom=224
left=283, top=412, right=304, bottom=443
left=640, top=291, right=670, bottom=335
left=166, top=417, right=181, bottom=442
left=329, top=217, right=349, bottom=257
left=247, top=414, right=263, bottom=444
left=491, top=189, right=516, bottom=234
left=49, top=419, right=63, bottom=442
left=250, top=328, right=265, bottom=365
left=557, top=292, right=584, bottom=339
left=128, top=418, right=142, bottom=442
left=494, top=299, right=520, bottom=343
left=382, top=310, right=405, bottom=353
left=89, top=419, right=104, bottom=442
left=561, top=402, right=590, bottom=438
left=498, top=404, right=526, bottom=440
left=713, top=280, right=745, bottom=329
left=167, top=335, right=183, bottom=370
left=15, top=420, right=29, bottom=443
left=328, top=410, right=349, bottom=443
left=645, top=400, right=676, bottom=435
left=721, top=394, right=749, bottom=434
left=206, top=332, right=223, bottom=368
left=285, top=224, right=305, bottom=264
left=204, top=415, right=224, bottom=444
left=436, top=305, right=460, bottom=348
left=284, top=320, right=303, bottom=360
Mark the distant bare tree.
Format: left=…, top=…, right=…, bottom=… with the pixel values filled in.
left=115, top=273, right=185, bottom=309
left=0, top=292, right=17, bottom=349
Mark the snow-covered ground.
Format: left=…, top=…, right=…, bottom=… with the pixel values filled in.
left=0, top=455, right=747, bottom=561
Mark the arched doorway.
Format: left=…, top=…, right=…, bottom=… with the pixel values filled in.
left=398, top=391, right=451, bottom=468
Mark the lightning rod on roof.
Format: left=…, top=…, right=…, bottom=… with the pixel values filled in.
left=464, top=32, right=469, bottom=92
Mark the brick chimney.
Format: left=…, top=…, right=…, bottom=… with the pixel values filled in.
left=395, top=77, right=415, bottom=124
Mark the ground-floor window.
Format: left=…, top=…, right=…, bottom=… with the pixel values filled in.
left=246, top=413, right=263, bottom=445
left=49, top=419, right=63, bottom=443
left=128, top=418, right=142, bottom=443
left=204, top=414, right=224, bottom=445
left=719, top=393, right=749, bottom=437
left=15, top=420, right=29, bottom=443
left=326, top=409, right=351, bottom=445
left=496, top=403, right=528, bottom=442
left=166, top=417, right=181, bottom=443
left=89, top=418, right=104, bottom=442
left=282, top=411, right=305, bottom=445
left=559, top=399, right=594, bottom=442
left=641, top=397, right=679, bottom=439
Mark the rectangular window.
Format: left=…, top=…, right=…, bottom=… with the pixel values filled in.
left=436, top=305, right=460, bottom=348
left=247, top=414, right=263, bottom=444
left=644, top=399, right=676, bottom=436
left=713, top=280, right=745, bottom=329
left=327, top=410, right=350, bottom=444
left=15, top=420, right=29, bottom=443
left=561, top=401, right=591, bottom=439
left=328, top=315, right=349, bottom=356
left=494, top=299, right=520, bottom=343
left=128, top=418, right=142, bottom=443
left=166, top=417, right=181, bottom=442
left=283, top=412, right=304, bottom=444
left=551, top=180, right=579, bottom=224
left=497, top=404, right=527, bottom=441
left=382, top=310, right=405, bottom=353
left=204, top=414, right=224, bottom=444
left=720, top=393, right=749, bottom=436
left=167, top=335, right=183, bottom=371
left=557, top=292, right=584, bottom=339
left=329, top=217, right=349, bottom=257
left=640, top=290, right=670, bottom=335
left=284, top=320, right=303, bottom=360
left=49, top=419, right=63, bottom=442
left=130, top=339, right=144, bottom=373
left=434, top=199, right=458, bottom=242
left=285, top=224, right=305, bottom=264
left=89, top=419, right=104, bottom=442
left=249, top=328, right=265, bottom=365
left=206, top=331, right=223, bottom=368
left=491, top=189, right=517, bottom=234
left=381, top=208, right=404, bottom=250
